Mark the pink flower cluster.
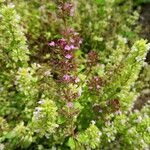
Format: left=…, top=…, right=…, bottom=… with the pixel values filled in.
left=87, top=50, right=99, bottom=66
left=107, top=99, right=120, bottom=113
left=88, top=76, right=103, bottom=91
left=58, top=2, right=74, bottom=17
left=48, top=28, right=82, bottom=80
left=66, top=102, right=73, bottom=108
left=63, top=74, right=80, bottom=84
left=48, top=28, right=82, bottom=51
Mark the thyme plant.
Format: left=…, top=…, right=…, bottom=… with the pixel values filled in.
left=0, top=1, right=150, bottom=150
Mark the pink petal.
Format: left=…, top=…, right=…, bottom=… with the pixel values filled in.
left=48, top=41, right=55, bottom=46
left=67, top=102, right=73, bottom=108
left=64, top=45, right=71, bottom=50
left=65, top=54, right=72, bottom=59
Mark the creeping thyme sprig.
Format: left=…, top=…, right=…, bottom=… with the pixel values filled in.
left=48, top=1, right=82, bottom=136
left=48, top=2, right=82, bottom=81
left=48, top=1, right=82, bottom=91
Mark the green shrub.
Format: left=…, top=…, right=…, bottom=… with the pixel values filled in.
left=0, top=1, right=149, bottom=150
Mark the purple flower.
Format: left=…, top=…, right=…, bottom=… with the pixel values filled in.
left=65, top=54, right=72, bottom=59
left=94, top=76, right=99, bottom=81
left=70, top=45, right=75, bottom=49
left=59, top=3, right=74, bottom=17
left=48, top=41, right=55, bottom=46
left=74, top=32, right=78, bottom=36
left=38, top=100, right=45, bottom=104
left=67, top=28, right=74, bottom=34
left=115, top=110, right=122, bottom=115
left=63, top=74, right=71, bottom=82
left=63, top=3, right=73, bottom=10
left=64, top=45, right=71, bottom=50
left=89, top=86, right=93, bottom=90
left=71, top=45, right=78, bottom=50
left=67, top=102, right=73, bottom=108
left=75, top=77, right=80, bottom=83
left=79, top=39, right=83, bottom=44
left=35, top=107, right=42, bottom=112
left=58, top=38, right=67, bottom=47
left=96, top=85, right=100, bottom=89
left=59, top=38, right=66, bottom=43
left=70, top=7, right=75, bottom=16
left=70, top=39, right=75, bottom=43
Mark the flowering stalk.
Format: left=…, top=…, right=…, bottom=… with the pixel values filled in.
left=48, top=0, right=82, bottom=136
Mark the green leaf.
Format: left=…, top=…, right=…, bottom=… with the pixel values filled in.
left=78, top=65, right=85, bottom=73
left=75, top=50, right=83, bottom=57
left=22, top=135, right=33, bottom=149
left=67, top=137, right=76, bottom=149
left=57, top=116, right=66, bottom=124
left=95, top=0, right=105, bottom=4
left=4, top=131, right=15, bottom=139
left=74, top=102, right=83, bottom=110
left=98, top=8, right=106, bottom=15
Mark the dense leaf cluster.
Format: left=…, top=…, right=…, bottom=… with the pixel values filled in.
left=0, top=0, right=149, bottom=150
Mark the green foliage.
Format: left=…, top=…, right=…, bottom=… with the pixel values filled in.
left=134, top=0, right=150, bottom=5
left=31, top=99, right=58, bottom=137
left=77, top=123, right=101, bottom=149
left=0, top=1, right=149, bottom=150
left=0, top=4, right=29, bottom=67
